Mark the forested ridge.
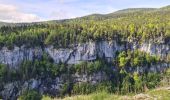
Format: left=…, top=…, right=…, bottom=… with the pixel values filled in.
left=0, top=5, right=170, bottom=49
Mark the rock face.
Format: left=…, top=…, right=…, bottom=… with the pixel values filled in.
left=0, top=41, right=169, bottom=99
left=0, top=41, right=169, bottom=68
left=1, top=72, right=107, bottom=99
left=73, top=72, right=107, bottom=84
left=0, top=46, right=42, bottom=68
left=140, top=43, right=170, bottom=57
left=46, top=41, right=124, bottom=64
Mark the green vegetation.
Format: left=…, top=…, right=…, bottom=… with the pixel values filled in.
left=147, top=89, right=170, bottom=100
left=19, top=90, right=42, bottom=100
left=0, top=64, right=7, bottom=82
left=0, top=6, right=170, bottom=99
left=73, top=60, right=110, bottom=74
left=42, top=87, right=170, bottom=100
left=72, top=82, right=113, bottom=95
left=0, top=6, right=170, bottom=49
left=117, top=50, right=160, bottom=68
left=0, top=50, right=168, bottom=98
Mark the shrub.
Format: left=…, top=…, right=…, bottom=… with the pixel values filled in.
left=19, top=90, right=42, bottom=100
left=0, top=64, right=7, bottom=82
left=72, top=83, right=95, bottom=95
left=144, top=73, right=161, bottom=89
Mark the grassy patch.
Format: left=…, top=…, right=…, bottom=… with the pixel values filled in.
left=43, top=87, right=170, bottom=100
left=147, top=89, right=170, bottom=100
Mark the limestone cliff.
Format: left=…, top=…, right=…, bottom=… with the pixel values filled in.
left=0, top=41, right=169, bottom=67
left=0, top=41, right=170, bottom=99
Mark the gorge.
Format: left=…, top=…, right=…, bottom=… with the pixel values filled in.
left=0, top=5, right=170, bottom=99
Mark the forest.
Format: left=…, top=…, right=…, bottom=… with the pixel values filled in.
left=0, top=6, right=170, bottom=49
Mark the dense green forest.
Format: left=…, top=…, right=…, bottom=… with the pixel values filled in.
left=0, top=6, right=170, bottom=49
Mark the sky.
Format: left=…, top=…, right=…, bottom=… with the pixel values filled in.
left=0, top=0, right=170, bottom=23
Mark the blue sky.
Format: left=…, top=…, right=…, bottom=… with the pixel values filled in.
left=0, top=0, right=170, bottom=22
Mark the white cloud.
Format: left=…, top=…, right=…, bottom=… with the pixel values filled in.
left=56, top=0, right=79, bottom=4
left=49, top=9, right=77, bottom=20
left=0, top=4, right=41, bottom=23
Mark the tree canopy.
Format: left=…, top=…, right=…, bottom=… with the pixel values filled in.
left=0, top=6, right=170, bottom=49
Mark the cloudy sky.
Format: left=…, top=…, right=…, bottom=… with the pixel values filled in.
left=0, top=0, right=170, bottom=22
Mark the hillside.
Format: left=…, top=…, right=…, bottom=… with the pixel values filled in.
left=0, top=6, right=167, bottom=25
left=59, top=6, right=168, bottom=22
left=160, top=5, right=170, bottom=10
left=0, top=5, right=170, bottom=48
left=0, top=22, right=8, bottom=27
left=0, top=5, right=170, bottom=99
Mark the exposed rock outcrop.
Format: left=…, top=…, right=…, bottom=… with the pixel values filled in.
left=0, top=46, right=42, bottom=68
left=0, top=72, right=107, bottom=99
left=0, top=41, right=169, bottom=68
left=0, top=41, right=169, bottom=99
